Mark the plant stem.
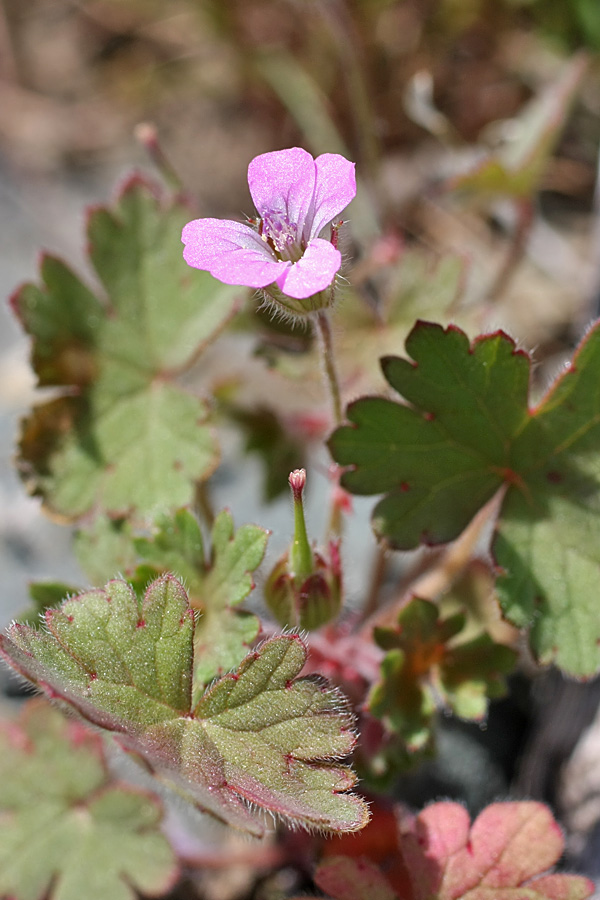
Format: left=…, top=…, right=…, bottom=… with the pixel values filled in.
left=315, top=310, right=343, bottom=426
left=194, top=480, right=215, bottom=529
left=361, top=488, right=505, bottom=634
left=359, top=542, right=389, bottom=622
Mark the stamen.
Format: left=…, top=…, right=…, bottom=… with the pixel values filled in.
left=260, top=210, right=303, bottom=262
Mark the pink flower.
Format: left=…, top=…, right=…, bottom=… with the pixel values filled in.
left=181, top=147, right=356, bottom=301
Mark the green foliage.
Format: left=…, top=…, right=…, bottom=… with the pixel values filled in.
left=368, top=598, right=516, bottom=751
left=0, top=576, right=369, bottom=837
left=135, top=507, right=268, bottom=692
left=0, top=698, right=178, bottom=900
left=77, top=508, right=268, bottom=690
left=330, top=319, right=600, bottom=676
left=12, top=175, right=242, bottom=521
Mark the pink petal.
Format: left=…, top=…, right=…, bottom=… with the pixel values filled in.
left=307, top=154, right=356, bottom=240
left=248, top=148, right=316, bottom=228
left=182, top=218, right=289, bottom=288
left=276, top=238, right=342, bottom=299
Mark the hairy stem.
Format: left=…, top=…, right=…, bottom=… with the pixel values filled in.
left=315, top=310, right=343, bottom=426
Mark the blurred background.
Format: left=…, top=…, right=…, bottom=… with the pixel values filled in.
left=2, top=0, right=600, bottom=881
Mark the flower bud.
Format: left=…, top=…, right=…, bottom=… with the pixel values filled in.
left=264, top=470, right=342, bottom=629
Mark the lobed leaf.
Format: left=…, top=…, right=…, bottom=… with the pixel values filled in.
left=368, top=598, right=516, bottom=751
left=0, top=698, right=178, bottom=900
left=329, top=319, right=600, bottom=675
left=313, top=802, right=592, bottom=900
left=398, top=801, right=593, bottom=900
left=75, top=508, right=268, bottom=688
left=12, top=176, right=243, bottom=521
left=132, top=508, right=268, bottom=690
left=0, top=576, right=368, bottom=837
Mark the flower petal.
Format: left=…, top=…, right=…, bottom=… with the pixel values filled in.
left=276, top=238, right=342, bottom=299
left=307, top=154, right=356, bottom=241
left=182, top=218, right=289, bottom=288
left=248, top=148, right=316, bottom=229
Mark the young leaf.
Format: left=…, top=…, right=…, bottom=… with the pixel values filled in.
left=76, top=508, right=267, bottom=687
left=12, top=176, right=242, bottom=521
left=0, top=576, right=368, bottom=837
left=398, top=801, right=593, bottom=900
left=0, top=698, right=178, bottom=900
left=191, top=509, right=268, bottom=690
left=134, top=508, right=268, bottom=690
left=329, top=319, right=600, bottom=676
left=368, top=598, right=516, bottom=751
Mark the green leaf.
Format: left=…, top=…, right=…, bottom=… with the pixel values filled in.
left=133, top=508, right=268, bottom=690
left=74, top=515, right=138, bottom=586
left=368, top=598, right=516, bottom=751
left=13, top=175, right=243, bottom=521
left=0, top=698, right=178, bottom=900
left=329, top=319, right=600, bottom=676
left=0, top=576, right=368, bottom=837
left=192, top=509, right=268, bottom=691
left=76, top=508, right=268, bottom=688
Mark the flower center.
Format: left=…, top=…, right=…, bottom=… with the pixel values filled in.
left=260, top=210, right=304, bottom=263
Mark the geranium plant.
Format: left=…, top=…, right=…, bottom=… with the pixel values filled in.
left=1, top=74, right=596, bottom=898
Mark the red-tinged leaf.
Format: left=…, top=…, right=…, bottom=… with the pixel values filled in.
left=13, top=176, right=242, bottom=521
left=315, top=857, right=396, bottom=900
left=0, top=576, right=369, bottom=837
left=368, top=597, right=516, bottom=752
left=329, top=319, right=600, bottom=676
left=398, top=801, right=594, bottom=900
left=320, top=802, right=413, bottom=899
left=0, top=698, right=178, bottom=900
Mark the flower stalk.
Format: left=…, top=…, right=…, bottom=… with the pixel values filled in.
left=315, top=309, right=343, bottom=426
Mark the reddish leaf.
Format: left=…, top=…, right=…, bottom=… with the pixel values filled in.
left=398, top=801, right=593, bottom=900
left=315, top=857, right=396, bottom=900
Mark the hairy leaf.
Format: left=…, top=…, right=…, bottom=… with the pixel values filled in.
left=330, top=319, right=600, bottom=675
left=18, top=580, right=82, bottom=625
left=0, top=698, right=178, bottom=900
left=368, top=598, right=516, bottom=751
left=133, top=508, right=268, bottom=690
left=12, top=176, right=242, bottom=521
left=0, top=576, right=368, bottom=837
left=76, top=508, right=268, bottom=688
